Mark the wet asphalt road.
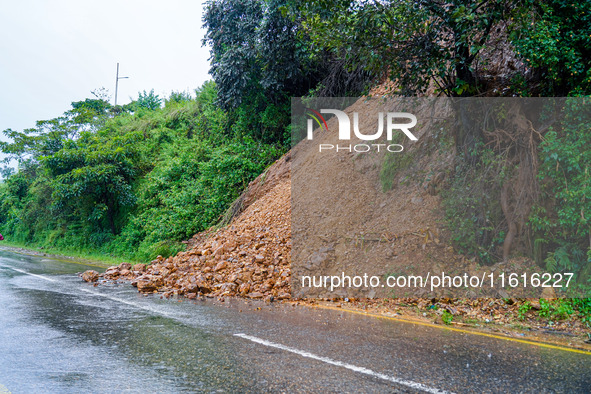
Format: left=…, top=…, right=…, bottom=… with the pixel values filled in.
left=0, top=250, right=589, bottom=393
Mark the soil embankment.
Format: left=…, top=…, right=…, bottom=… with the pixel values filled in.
left=88, top=95, right=590, bottom=347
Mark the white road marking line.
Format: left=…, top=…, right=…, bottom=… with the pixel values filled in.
left=79, top=288, right=174, bottom=317
left=3, top=264, right=173, bottom=318
left=3, top=266, right=56, bottom=282
left=234, top=333, right=452, bottom=394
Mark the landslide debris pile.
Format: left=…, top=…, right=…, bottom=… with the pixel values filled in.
left=94, top=153, right=292, bottom=300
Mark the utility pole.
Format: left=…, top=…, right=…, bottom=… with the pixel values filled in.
left=114, top=63, right=129, bottom=106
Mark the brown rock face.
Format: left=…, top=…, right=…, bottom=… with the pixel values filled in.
left=82, top=270, right=100, bottom=282
left=136, top=275, right=164, bottom=293
left=137, top=280, right=158, bottom=293
left=103, top=267, right=120, bottom=280
left=214, top=261, right=227, bottom=272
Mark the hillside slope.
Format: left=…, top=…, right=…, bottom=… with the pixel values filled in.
left=107, top=153, right=292, bottom=300
left=104, top=95, right=521, bottom=300
left=106, top=95, right=545, bottom=300
left=95, top=96, right=591, bottom=343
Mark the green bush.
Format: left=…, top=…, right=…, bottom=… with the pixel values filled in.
left=530, top=98, right=591, bottom=290
left=441, top=310, right=453, bottom=325
left=0, top=82, right=286, bottom=262
left=539, top=299, right=574, bottom=320
left=379, top=152, right=414, bottom=192
left=442, top=149, right=506, bottom=265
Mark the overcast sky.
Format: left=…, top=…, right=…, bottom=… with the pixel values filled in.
left=0, top=0, right=211, bottom=135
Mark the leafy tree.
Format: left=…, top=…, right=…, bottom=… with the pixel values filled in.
left=165, top=90, right=193, bottom=107
left=203, top=0, right=264, bottom=108
left=1, top=118, right=77, bottom=165
left=43, top=129, right=141, bottom=234
left=69, top=98, right=112, bottom=130
left=509, top=1, right=591, bottom=284
left=203, top=0, right=325, bottom=143
left=135, top=89, right=162, bottom=110
left=302, top=0, right=513, bottom=97
left=0, top=166, right=15, bottom=179
left=203, top=0, right=323, bottom=106
left=203, top=0, right=377, bottom=143
left=301, top=0, right=516, bottom=159
left=510, top=0, right=591, bottom=96
left=0, top=94, right=113, bottom=166
left=0, top=82, right=283, bottom=261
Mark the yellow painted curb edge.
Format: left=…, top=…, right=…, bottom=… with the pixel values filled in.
left=312, top=303, right=591, bottom=355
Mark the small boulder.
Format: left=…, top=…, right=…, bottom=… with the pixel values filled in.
left=214, top=261, right=227, bottom=272
left=219, top=282, right=237, bottom=293
left=239, top=282, right=251, bottom=294
left=82, top=270, right=100, bottom=283
left=185, top=283, right=199, bottom=294
left=135, top=274, right=164, bottom=293
left=213, top=246, right=226, bottom=257
left=103, top=266, right=120, bottom=279
left=137, top=280, right=158, bottom=293
left=192, top=274, right=212, bottom=294
left=277, top=292, right=291, bottom=300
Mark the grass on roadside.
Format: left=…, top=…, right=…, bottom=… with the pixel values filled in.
left=0, top=239, right=135, bottom=269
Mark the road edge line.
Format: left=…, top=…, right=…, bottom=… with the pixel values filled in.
left=234, top=333, right=451, bottom=394
left=310, top=303, right=591, bottom=355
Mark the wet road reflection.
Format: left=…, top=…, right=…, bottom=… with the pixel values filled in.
left=0, top=251, right=589, bottom=393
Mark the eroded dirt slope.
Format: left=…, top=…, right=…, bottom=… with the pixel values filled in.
left=103, top=97, right=546, bottom=301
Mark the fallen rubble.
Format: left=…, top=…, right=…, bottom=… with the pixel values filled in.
left=89, top=153, right=292, bottom=302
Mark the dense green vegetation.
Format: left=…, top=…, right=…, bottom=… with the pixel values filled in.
left=0, top=0, right=375, bottom=262
left=0, top=82, right=283, bottom=261
left=532, top=98, right=591, bottom=287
